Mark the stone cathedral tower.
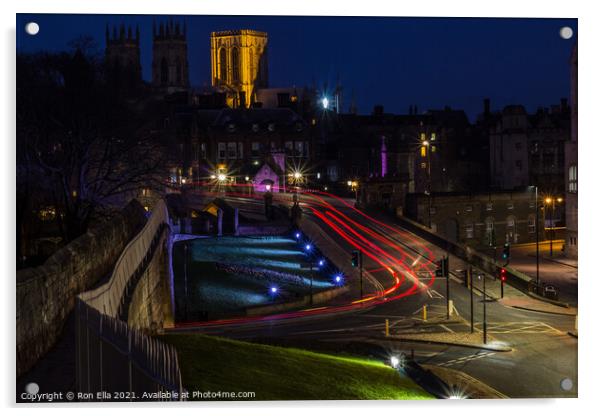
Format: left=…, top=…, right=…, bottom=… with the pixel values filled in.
left=152, top=20, right=190, bottom=92
left=210, top=30, right=268, bottom=108
left=105, top=23, right=142, bottom=92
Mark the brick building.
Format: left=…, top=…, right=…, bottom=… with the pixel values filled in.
left=404, top=190, right=543, bottom=250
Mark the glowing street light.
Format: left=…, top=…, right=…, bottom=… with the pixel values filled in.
left=270, top=286, right=278, bottom=295
left=210, top=174, right=216, bottom=179
left=334, top=274, right=343, bottom=284
left=245, top=176, right=250, bottom=181
left=295, top=232, right=301, bottom=239
left=318, top=259, right=325, bottom=267
left=321, top=97, right=329, bottom=109
left=217, top=173, right=227, bottom=182
left=266, top=184, right=272, bottom=192
left=305, top=243, right=312, bottom=251
left=390, top=356, right=400, bottom=368
left=293, top=171, right=303, bottom=180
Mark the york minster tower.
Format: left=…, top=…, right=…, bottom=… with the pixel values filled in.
left=152, top=20, right=189, bottom=91
left=210, top=30, right=268, bottom=108
left=105, top=23, right=142, bottom=92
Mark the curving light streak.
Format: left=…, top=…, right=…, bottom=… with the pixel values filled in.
left=171, top=182, right=438, bottom=329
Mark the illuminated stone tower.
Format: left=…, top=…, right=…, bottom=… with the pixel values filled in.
left=210, top=30, right=268, bottom=108
left=152, top=20, right=189, bottom=91
left=105, top=23, right=141, bottom=91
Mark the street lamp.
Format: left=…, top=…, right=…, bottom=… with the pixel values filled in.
left=544, top=196, right=564, bottom=257
left=421, top=139, right=433, bottom=228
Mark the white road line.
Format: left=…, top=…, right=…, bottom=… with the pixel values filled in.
left=439, top=324, right=455, bottom=333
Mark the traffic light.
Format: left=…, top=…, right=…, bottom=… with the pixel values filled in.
left=500, top=267, right=507, bottom=282
left=435, top=260, right=443, bottom=277
left=435, top=257, right=449, bottom=277
left=502, top=243, right=510, bottom=261
left=351, top=250, right=360, bottom=268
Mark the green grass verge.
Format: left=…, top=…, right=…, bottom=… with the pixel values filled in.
left=161, top=334, right=434, bottom=401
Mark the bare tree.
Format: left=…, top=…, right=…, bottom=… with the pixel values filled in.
left=17, top=47, right=168, bottom=244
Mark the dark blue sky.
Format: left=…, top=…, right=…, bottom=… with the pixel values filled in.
left=16, top=14, right=577, bottom=121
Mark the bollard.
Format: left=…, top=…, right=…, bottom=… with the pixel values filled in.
left=575, top=315, right=578, bottom=331
left=448, top=300, right=454, bottom=317
left=385, top=319, right=390, bottom=337
left=422, top=304, right=427, bottom=322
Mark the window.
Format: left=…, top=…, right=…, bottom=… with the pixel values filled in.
left=251, top=142, right=260, bottom=157
left=295, top=142, right=304, bottom=157
left=429, top=206, right=436, bottom=215
left=569, top=164, right=577, bottom=193
left=515, top=160, right=522, bottom=170
left=285, top=141, right=293, bottom=154
left=218, top=142, right=226, bottom=159
left=528, top=215, right=536, bottom=233
left=507, top=216, right=515, bottom=228
left=485, top=218, right=494, bottom=232
left=529, top=200, right=535, bottom=209
left=227, top=142, right=237, bottom=159
left=507, top=202, right=514, bottom=210
left=252, top=123, right=259, bottom=132
left=200, top=143, right=207, bottom=159
left=238, top=142, right=244, bottom=159
left=219, top=48, right=227, bottom=81
left=465, top=204, right=473, bottom=212
left=486, top=202, right=493, bottom=211
left=465, top=223, right=474, bottom=239
left=231, top=47, right=240, bottom=82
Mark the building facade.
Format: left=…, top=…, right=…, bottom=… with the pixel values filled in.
left=489, top=103, right=570, bottom=195
left=565, top=44, right=578, bottom=259
left=404, top=190, right=543, bottom=249
left=210, top=30, right=269, bottom=108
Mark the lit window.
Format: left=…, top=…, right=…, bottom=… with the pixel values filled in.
left=465, top=223, right=474, bottom=239
left=528, top=215, right=536, bottom=233
left=486, top=202, right=493, bottom=211
left=568, top=164, right=577, bottom=193
left=218, top=142, right=226, bottom=159
left=507, top=202, right=514, bottom=210
left=420, top=146, right=426, bottom=157
left=465, top=205, right=472, bottom=212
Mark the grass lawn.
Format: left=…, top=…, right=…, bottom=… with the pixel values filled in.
left=161, top=334, right=434, bottom=401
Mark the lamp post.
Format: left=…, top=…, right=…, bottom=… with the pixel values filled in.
left=534, top=186, right=540, bottom=287
left=545, top=197, right=563, bottom=257
left=422, top=140, right=433, bottom=228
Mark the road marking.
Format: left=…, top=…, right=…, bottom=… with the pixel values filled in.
left=472, top=321, right=564, bottom=334
left=440, top=351, right=497, bottom=367
left=439, top=324, right=455, bottom=333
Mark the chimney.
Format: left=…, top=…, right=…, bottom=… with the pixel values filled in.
left=484, top=98, right=490, bottom=116
left=561, top=98, right=568, bottom=112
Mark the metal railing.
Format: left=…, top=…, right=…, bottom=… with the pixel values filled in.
left=76, top=199, right=184, bottom=400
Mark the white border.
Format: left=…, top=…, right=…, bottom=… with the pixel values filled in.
left=3, top=1, right=600, bottom=416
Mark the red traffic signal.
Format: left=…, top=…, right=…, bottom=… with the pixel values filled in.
left=500, top=268, right=507, bottom=282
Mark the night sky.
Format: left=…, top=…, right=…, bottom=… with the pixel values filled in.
left=16, top=14, right=577, bottom=121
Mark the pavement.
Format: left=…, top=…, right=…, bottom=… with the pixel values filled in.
left=506, top=242, right=578, bottom=305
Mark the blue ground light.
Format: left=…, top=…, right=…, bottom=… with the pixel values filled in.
left=172, top=236, right=336, bottom=322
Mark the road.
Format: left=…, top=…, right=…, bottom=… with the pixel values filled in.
left=171, top=188, right=578, bottom=398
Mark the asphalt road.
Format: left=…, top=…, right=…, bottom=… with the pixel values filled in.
left=173, top=190, right=577, bottom=398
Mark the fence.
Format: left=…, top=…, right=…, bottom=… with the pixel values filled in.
left=75, top=300, right=183, bottom=401
left=76, top=199, right=185, bottom=400
left=79, top=199, right=170, bottom=318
